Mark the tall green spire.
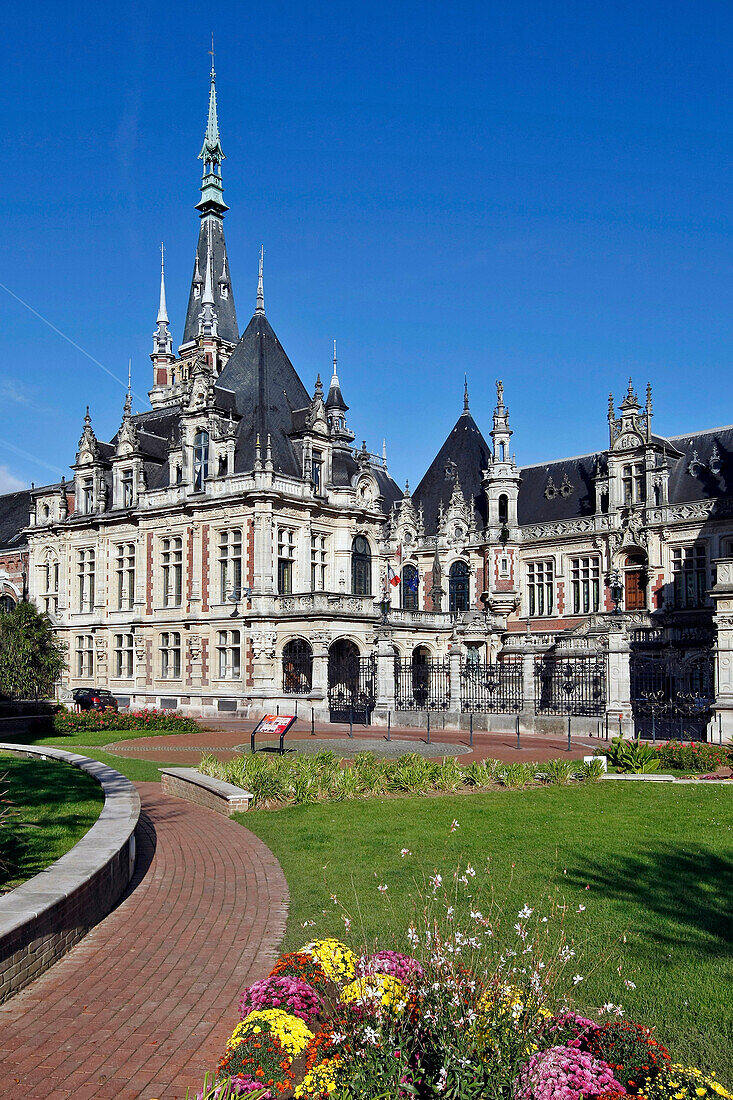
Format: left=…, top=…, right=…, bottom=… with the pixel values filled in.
left=196, top=44, right=228, bottom=216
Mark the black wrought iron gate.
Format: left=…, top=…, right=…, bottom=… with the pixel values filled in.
left=631, top=646, right=714, bottom=742
left=328, top=652, right=376, bottom=725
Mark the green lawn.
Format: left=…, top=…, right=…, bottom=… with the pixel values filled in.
left=0, top=753, right=104, bottom=889
left=1, top=724, right=197, bottom=748
left=239, top=783, right=733, bottom=1080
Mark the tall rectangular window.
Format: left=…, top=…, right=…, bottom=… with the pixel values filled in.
left=622, top=464, right=645, bottom=505
left=217, top=629, right=241, bottom=678
left=77, top=548, right=95, bottom=612
left=160, top=632, right=181, bottom=678
left=311, top=451, right=323, bottom=494
left=161, top=537, right=183, bottom=608
left=219, top=528, right=243, bottom=603
left=278, top=527, right=296, bottom=595
left=75, top=634, right=94, bottom=678
left=121, top=468, right=134, bottom=508
left=82, top=477, right=94, bottom=514
left=571, top=556, right=600, bottom=615
left=527, top=560, right=554, bottom=617
left=115, top=543, right=136, bottom=611
left=671, top=546, right=707, bottom=609
left=39, top=559, right=59, bottom=615
left=310, top=534, right=327, bottom=591
left=114, top=633, right=134, bottom=678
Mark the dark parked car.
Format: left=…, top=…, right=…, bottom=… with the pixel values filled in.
left=72, top=688, right=119, bottom=712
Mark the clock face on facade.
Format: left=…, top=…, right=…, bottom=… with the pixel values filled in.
left=616, top=433, right=642, bottom=450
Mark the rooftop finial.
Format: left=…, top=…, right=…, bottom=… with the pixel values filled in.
left=124, top=359, right=132, bottom=415
left=256, top=246, right=265, bottom=314
left=333, top=339, right=338, bottom=377
left=646, top=381, right=652, bottom=411
left=463, top=375, right=470, bottom=413
left=496, top=379, right=504, bottom=407
left=157, top=242, right=168, bottom=324
left=608, top=392, right=615, bottom=420
left=199, top=42, right=224, bottom=169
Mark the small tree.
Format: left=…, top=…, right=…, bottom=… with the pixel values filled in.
left=0, top=602, right=66, bottom=700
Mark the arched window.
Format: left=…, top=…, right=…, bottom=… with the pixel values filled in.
left=449, top=559, right=470, bottom=614
left=351, top=536, right=371, bottom=596
left=0, top=593, right=16, bottom=615
left=498, top=494, right=508, bottom=525
left=401, top=563, right=419, bottom=610
left=282, top=638, right=313, bottom=694
left=193, top=430, right=209, bottom=490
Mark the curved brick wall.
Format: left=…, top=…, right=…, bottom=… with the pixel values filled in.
left=0, top=744, right=140, bottom=1003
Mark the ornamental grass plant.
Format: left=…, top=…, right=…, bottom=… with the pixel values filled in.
left=198, top=750, right=605, bottom=810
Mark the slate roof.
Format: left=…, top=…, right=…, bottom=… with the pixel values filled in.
left=412, top=410, right=491, bottom=534
left=331, top=449, right=402, bottom=509
left=517, top=455, right=598, bottom=524
left=215, top=310, right=311, bottom=476
left=181, top=215, right=239, bottom=346
left=0, top=489, right=31, bottom=551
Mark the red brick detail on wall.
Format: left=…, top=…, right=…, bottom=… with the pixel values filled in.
left=603, top=579, right=614, bottom=612
left=557, top=581, right=565, bottom=616
left=506, top=616, right=586, bottom=634
left=145, top=534, right=153, bottom=615
left=0, top=551, right=29, bottom=600
left=653, top=571, right=665, bottom=611
left=201, top=525, right=210, bottom=613
left=423, top=569, right=434, bottom=612
left=245, top=638, right=254, bottom=688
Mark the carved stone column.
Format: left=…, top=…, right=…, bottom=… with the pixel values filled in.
left=310, top=632, right=330, bottom=702
left=711, top=558, right=733, bottom=743
left=605, top=621, right=634, bottom=738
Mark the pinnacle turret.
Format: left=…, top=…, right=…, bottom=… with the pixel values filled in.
left=198, top=233, right=218, bottom=337
left=153, top=243, right=173, bottom=357
left=256, top=246, right=265, bottom=315
left=196, top=50, right=227, bottom=217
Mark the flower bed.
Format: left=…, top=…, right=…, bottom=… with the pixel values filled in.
left=653, top=741, right=731, bottom=774
left=53, top=708, right=200, bottom=735
left=198, top=921, right=731, bottom=1100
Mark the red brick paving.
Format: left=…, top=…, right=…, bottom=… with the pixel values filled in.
left=0, top=783, right=288, bottom=1100
left=107, top=717, right=601, bottom=767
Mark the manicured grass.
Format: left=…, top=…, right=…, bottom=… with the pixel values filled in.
left=0, top=753, right=104, bottom=889
left=62, top=748, right=170, bottom=784
left=239, top=782, right=733, bottom=1080
left=1, top=725, right=198, bottom=748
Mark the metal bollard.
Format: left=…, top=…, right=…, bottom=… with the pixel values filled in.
left=516, top=713, right=521, bottom=751
left=349, top=708, right=353, bottom=738
left=469, top=712, right=473, bottom=747
left=311, top=707, right=315, bottom=736
left=567, top=715, right=572, bottom=752
left=426, top=712, right=430, bottom=744
left=387, top=711, right=391, bottom=742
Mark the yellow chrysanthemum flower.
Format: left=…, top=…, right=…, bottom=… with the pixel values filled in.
left=228, top=1009, right=314, bottom=1057
left=340, top=973, right=409, bottom=1015
left=299, top=938, right=357, bottom=984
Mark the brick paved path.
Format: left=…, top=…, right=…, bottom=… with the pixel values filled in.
left=0, top=783, right=288, bottom=1100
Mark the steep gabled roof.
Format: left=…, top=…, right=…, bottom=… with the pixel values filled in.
left=181, top=216, right=238, bottom=346
left=517, top=455, right=597, bottom=524
left=0, top=489, right=31, bottom=551
left=412, top=410, right=491, bottom=534
left=215, top=311, right=311, bottom=476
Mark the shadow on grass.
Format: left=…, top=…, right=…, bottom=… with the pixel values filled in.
left=566, top=843, right=733, bottom=957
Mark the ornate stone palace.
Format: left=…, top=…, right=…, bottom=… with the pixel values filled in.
left=1, top=63, right=731, bottom=740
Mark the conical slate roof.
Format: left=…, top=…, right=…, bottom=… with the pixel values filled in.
left=182, top=215, right=238, bottom=346
left=412, top=408, right=491, bottom=534
left=215, top=311, right=311, bottom=476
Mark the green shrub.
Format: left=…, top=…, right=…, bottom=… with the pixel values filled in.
left=53, top=708, right=200, bottom=735
left=656, top=740, right=731, bottom=773
left=497, top=762, right=535, bottom=789
left=580, top=757, right=606, bottom=781
left=542, top=759, right=574, bottom=785
left=610, top=738, right=659, bottom=773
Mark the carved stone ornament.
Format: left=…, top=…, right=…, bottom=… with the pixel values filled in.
left=134, top=635, right=146, bottom=662
left=77, top=407, right=99, bottom=464
left=188, top=634, right=201, bottom=662
left=251, top=631, right=277, bottom=660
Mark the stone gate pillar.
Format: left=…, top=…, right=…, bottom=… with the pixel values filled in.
left=310, top=632, right=330, bottom=703
left=711, top=558, right=733, bottom=744
left=606, top=622, right=634, bottom=738
left=374, top=627, right=396, bottom=712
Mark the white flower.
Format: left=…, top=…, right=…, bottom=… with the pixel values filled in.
left=429, top=873, right=443, bottom=892
left=541, top=916, right=548, bottom=923
left=362, top=1026, right=379, bottom=1044
left=377, top=883, right=388, bottom=893
left=518, top=905, right=534, bottom=919
left=301, top=919, right=316, bottom=927
left=400, top=847, right=411, bottom=858
left=407, top=925, right=419, bottom=945
left=450, top=819, right=460, bottom=832
left=437, top=1066, right=448, bottom=1093
left=342, top=915, right=352, bottom=933
left=577, top=904, right=586, bottom=912
left=465, top=864, right=476, bottom=877
left=572, top=974, right=584, bottom=985
left=624, top=979, right=637, bottom=990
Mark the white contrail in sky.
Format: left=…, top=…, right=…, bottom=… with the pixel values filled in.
left=0, top=437, right=66, bottom=479
left=0, top=280, right=147, bottom=403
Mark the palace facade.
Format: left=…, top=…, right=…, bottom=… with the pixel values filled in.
left=2, top=63, right=732, bottom=740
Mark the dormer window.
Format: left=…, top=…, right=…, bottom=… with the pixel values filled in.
left=193, top=430, right=209, bottom=490
left=312, top=451, right=323, bottom=494
left=121, top=469, right=134, bottom=508
left=82, top=477, right=94, bottom=514
left=220, top=283, right=229, bottom=300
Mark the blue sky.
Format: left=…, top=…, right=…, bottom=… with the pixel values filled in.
left=0, top=1, right=731, bottom=493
